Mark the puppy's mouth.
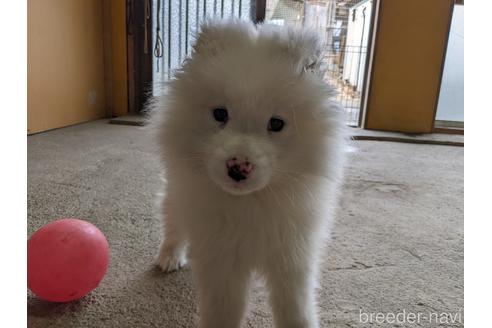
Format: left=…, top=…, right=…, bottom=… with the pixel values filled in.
left=222, top=180, right=254, bottom=196
left=219, top=175, right=266, bottom=196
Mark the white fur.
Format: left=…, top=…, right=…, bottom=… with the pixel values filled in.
left=150, top=19, right=346, bottom=328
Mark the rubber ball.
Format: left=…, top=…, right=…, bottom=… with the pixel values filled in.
left=28, top=218, right=109, bottom=302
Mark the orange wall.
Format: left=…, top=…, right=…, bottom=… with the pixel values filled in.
left=28, top=0, right=128, bottom=134
left=28, top=0, right=107, bottom=134
left=365, top=0, right=454, bottom=133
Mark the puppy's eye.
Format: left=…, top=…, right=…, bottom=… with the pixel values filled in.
left=212, top=107, right=228, bottom=124
left=268, top=117, right=284, bottom=132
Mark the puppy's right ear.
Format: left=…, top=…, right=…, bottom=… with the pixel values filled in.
left=193, top=22, right=224, bottom=56
left=193, top=19, right=256, bottom=57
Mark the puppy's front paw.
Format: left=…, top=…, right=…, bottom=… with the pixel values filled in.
left=155, top=249, right=187, bottom=273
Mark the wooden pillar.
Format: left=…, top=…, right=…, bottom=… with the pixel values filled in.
left=364, top=0, right=454, bottom=133
left=103, top=0, right=128, bottom=117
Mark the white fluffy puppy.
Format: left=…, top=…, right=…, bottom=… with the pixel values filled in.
left=153, top=19, right=346, bottom=328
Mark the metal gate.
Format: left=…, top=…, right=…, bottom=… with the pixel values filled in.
left=152, top=0, right=375, bottom=126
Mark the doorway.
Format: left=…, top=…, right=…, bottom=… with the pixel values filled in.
left=434, top=2, right=464, bottom=132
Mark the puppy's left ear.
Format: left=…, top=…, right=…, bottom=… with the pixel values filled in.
left=260, top=26, right=324, bottom=75
left=288, top=29, right=324, bottom=74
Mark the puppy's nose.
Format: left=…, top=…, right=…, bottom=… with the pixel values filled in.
left=226, top=157, right=253, bottom=182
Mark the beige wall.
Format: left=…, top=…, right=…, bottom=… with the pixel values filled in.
left=364, top=0, right=454, bottom=133
left=28, top=0, right=128, bottom=134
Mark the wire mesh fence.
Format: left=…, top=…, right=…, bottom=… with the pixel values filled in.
left=266, top=0, right=373, bottom=126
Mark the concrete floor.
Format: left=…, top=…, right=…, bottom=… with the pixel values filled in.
left=27, top=120, right=464, bottom=327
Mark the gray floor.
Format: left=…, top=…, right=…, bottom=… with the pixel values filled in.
left=27, top=120, right=464, bottom=327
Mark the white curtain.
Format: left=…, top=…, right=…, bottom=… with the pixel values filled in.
left=152, top=0, right=252, bottom=95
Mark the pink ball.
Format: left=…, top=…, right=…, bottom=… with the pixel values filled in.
left=28, top=218, right=109, bottom=302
